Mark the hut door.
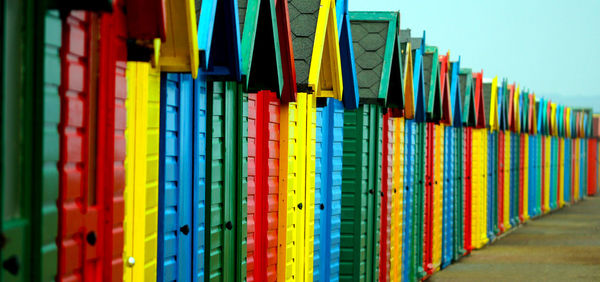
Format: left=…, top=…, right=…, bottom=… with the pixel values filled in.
left=1, top=1, right=29, bottom=279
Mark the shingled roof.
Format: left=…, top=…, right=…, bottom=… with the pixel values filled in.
left=520, top=88, right=529, bottom=133
left=482, top=77, right=494, bottom=129
left=288, top=0, right=343, bottom=100
left=196, top=0, right=242, bottom=80
left=400, top=29, right=415, bottom=119
left=350, top=11, right=403, bottom=108
left=275, top=0, right=298, bottom=103
left=439, top=53, right=452, bottom=125
left=473, top=71, right=486, bottom=129
left=423, top=46, right=442, bottom=122
left=238, top=0, right=283, bottom=95
left=459, top=68, right=476, bottom=127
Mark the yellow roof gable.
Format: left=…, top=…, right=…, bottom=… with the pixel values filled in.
left=403, top=41, right=415, bottom=119
left=159, top=0, right=199, bottom=78
left=308, top=0, right=344, bottom=100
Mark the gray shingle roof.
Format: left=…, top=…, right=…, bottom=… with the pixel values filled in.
left=288, top=0, right=320, bottom=87
left=238, top=0, right=248, bottom=34
left=482, top=82, right=492, bottom=127
left=351, top=21, right=389, bottom=102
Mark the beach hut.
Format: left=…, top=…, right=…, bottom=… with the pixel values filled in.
left=501, top=82, right=513, bottom=229
left=422, top=45, right=444, bottom=276
left=278, top=1, right=343, bottom=281
left=519, top=89, right=530, bottom=221
left=407, top=33, right=428, bottom=281
left=399, top=28, right=418, bottom=279
left=236, top=0, right=286, bottom=281
left=339, top=11, right=403, bottom=281
left=458, top=67, right=476, bottom=254
left=482, top=77, right=499, bottom=240
left=439, top=53, right=456, bottom=270
left=549, top=103, right=559, bottom=210
left=557, top=105, right=565, bottom=207
left=0, top=1, right=65, bottom=280
left=471, top=71, right=488, bottom=250
left=156, top=0, right=245, bottom=281
left=422, top=46, right=443, bottom=275
left=507, top=83, right=519, bottom=227
left=123, top=0, right=173, bottom=277
left=563, top=107, right=572, bottom=204
left=529, top=94, right=541, bottom=217
left=593, top=114, right=600, bottom=195
left=542, top=100, right=552, bottom=212
left=314, top=1, right=360, bottom=280
left=448, top=59, right=465, bottom=261
left=496, top=79, right=508, bottom=233
left=56, top=2, right=133, bottom=281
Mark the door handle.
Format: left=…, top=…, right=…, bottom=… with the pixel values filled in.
left=180, top=225, right=190, bottom=235
left=225, top=221, right=233, bottom=230
left=297, top=203, right=303, bottom=210
left=320, top=204, right=324, bottom=210
left=2, top=255, right=19, bottom=275
left=127, top=257, right=135, bottom=267
left=86, top=231, right=97, bottom=246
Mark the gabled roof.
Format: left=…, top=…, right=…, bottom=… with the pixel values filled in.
left=289, top=0, right=343, bottom=100
left=197, top=0, right=242, bottom=80
left=581, top=108, right=594, bottom=137
left=424, top=46, right=442, bottom=122
left=520, top=88, right=529, bottom=133
left=513, top=85, right=520, bottom=133
left=497, top=80, right=507, bottom=131
left=507, top=83, right=515, bottom=131
left=350, top=12, right=403, bottom=109
left=458, top=68, right=476, bottom=127
left=529, top=94, right=537, bottom=135
left=538, top=98, right=547, bottom=135
left=238, top=0, right=284, bottom=95
left=400, top=29, right=415, bottom=119
left=484, top=77, right=499, bottom=130
left=159, top=0, right=200, bottom=78
left=275, top=0, right=297, bottom=103
left=545, top=100, right=551, bottom=135
left=538, top=99, right=545, bottom=135
left=473, top=71, right=485, bottom=129
left=439, top=53, right=452, bottom=125
left=449, top=60, right=462, bottom=128
left=557, top=105, right=564, bottom=137
left=550, top=102, right=557, bottom=136
left=564, top=107, right=568, bottom=137
left=593, top=114, right=600, bottom=138
left=412, top=34, right=427, bottom=122
left=336, top=0, right=359, bottom=109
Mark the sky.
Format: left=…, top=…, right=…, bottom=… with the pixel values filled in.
left=348, top=0, right=600, bottom=112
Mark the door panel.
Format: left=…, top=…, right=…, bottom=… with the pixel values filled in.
left=205, top=81, right=247, bottom=282
left=158, top=73, right=194, bottom=281
left=58, top=12, right=102, bottom=281
left=390, top=117, right=404, bottom=281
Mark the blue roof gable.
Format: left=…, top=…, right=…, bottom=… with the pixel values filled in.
left=413, top=33, right=426, bottom=122
left=450, top=59, right=462, bottom=127
left=197, top=0, right=243, bottom=80
left=336, top=0, right=359, bottom=109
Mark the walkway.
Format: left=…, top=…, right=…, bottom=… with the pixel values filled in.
left=430, top=196, right=600, bottom=281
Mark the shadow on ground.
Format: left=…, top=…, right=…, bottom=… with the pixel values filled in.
left=429, top=196, right=600, bottom=282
